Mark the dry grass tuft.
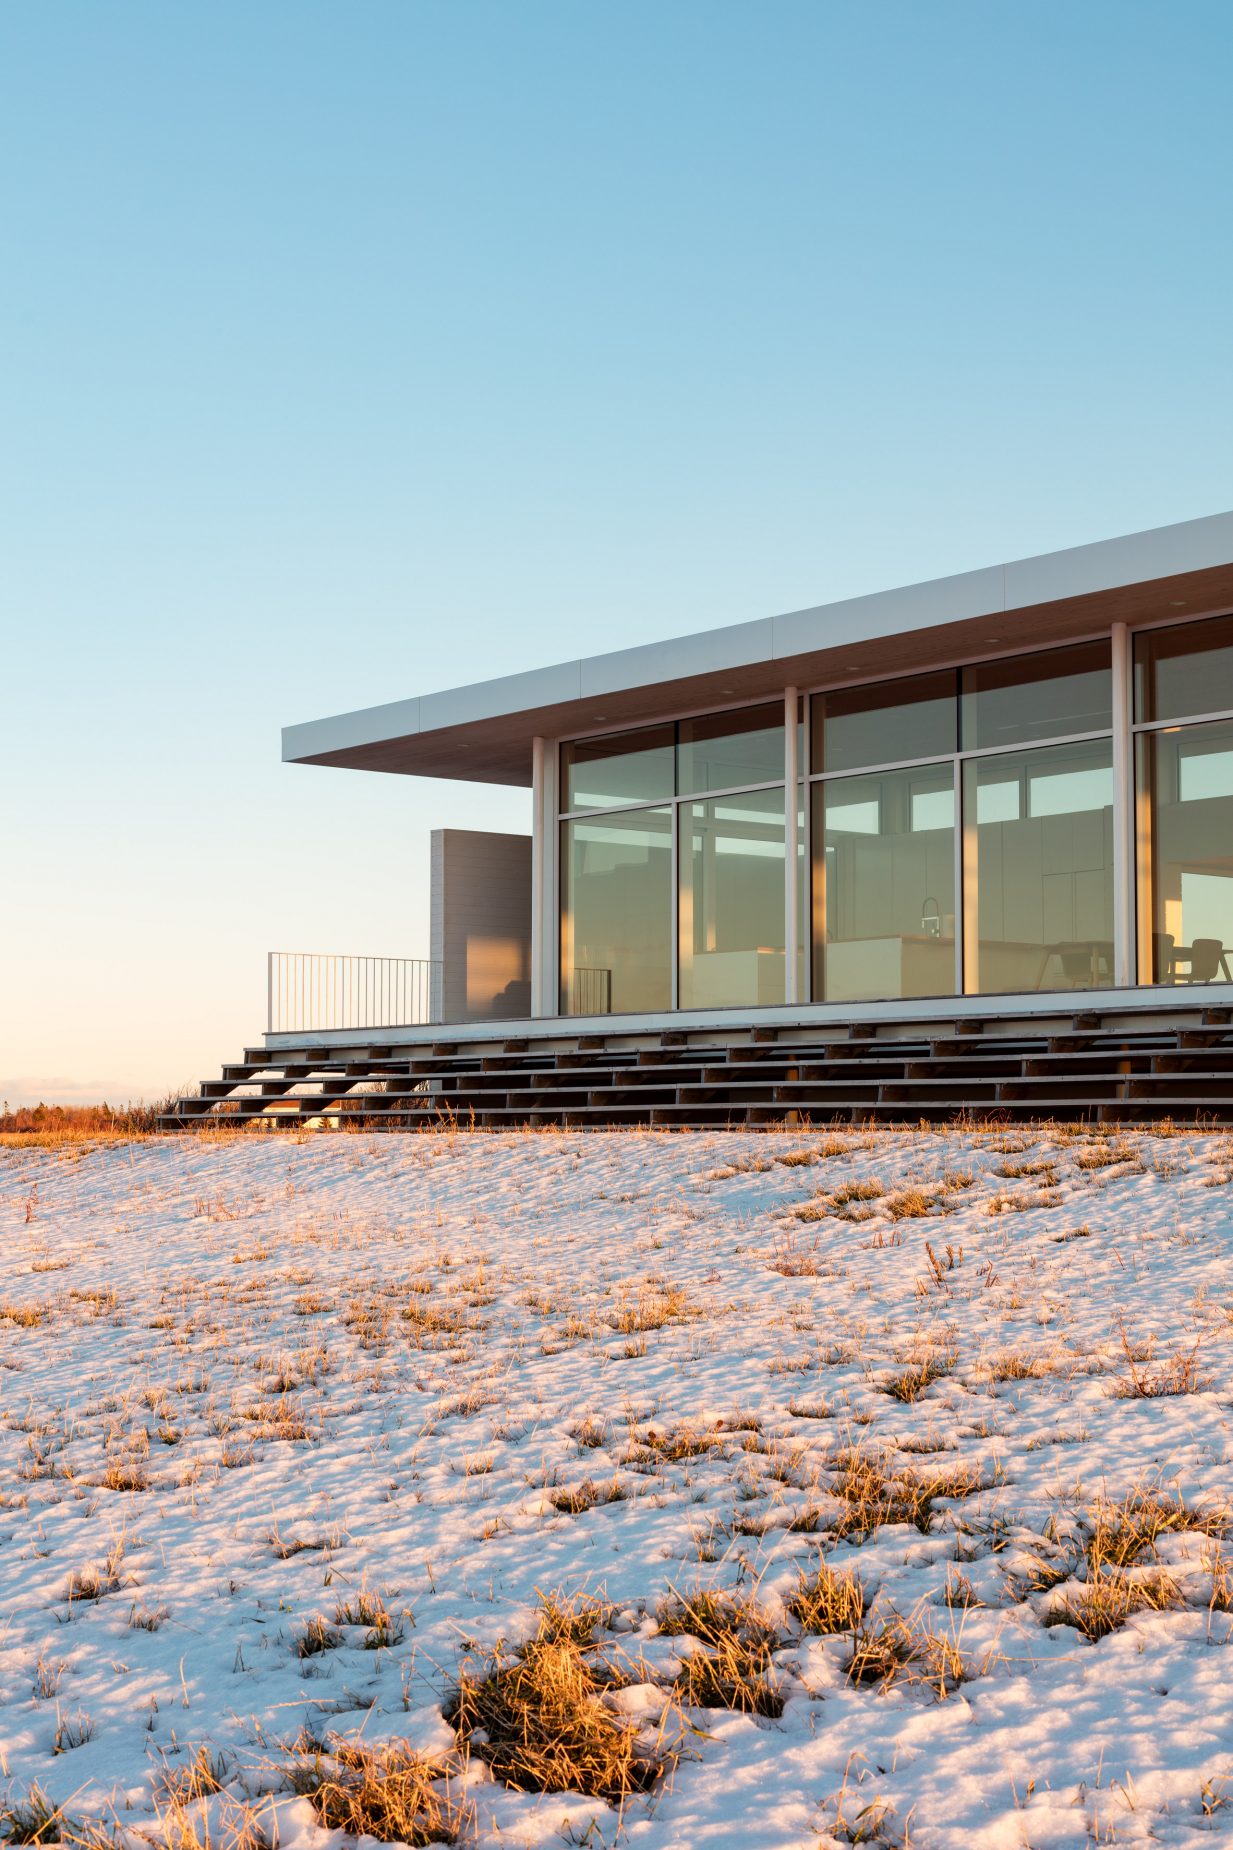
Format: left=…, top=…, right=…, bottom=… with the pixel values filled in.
left=658, top=1588, right=783, bottom=1717
left=1074, top=1141, right=1139, bottom=1169
left=101, top=1458, right=150, bottom=1493
left=768, top=1231, right=824, bottom=1276
left=846, top=1612, right=968, bottom=1697
left=446, top=1594, right=672, bottom=1802
left=793, top=1179, right=883, bottom=1223
left=291, top=1739, right=470, bottom=1845
left=884, top=1188, right=942, bottom=1221
left=787, top=1561, right=865, bottom=1634
left=1047, top=1568, right=1182, bottom=1641
left=333, top=1588, right=394, bottom=1628
left=882, top=1352, right=953, bottom=1402
left=994, top=1159, right=1058, bottom=1181
left=65, top=1548, right=123, bottom=1605
left=1083, top=1485, right=1226, bottom=1574
left=1114, top=1325, right=1211, bottom=1398
left=156, top=1744, right=231, bottom=1801
left=829, top=1450, right=984, bottom=1541
left=0, top=1302, right=48, bottom=1328
left=569, top=1415, right=610, bottom=1451
left=548, top=1477, right=629, bottom=1516
left=0, top=1785, right=68, bottom=1845
left=987, top=1350, right=1051, bottom=1383
left=625, top=1422, right=724, bottom=1465
left=607, top=1283, right=700, bottom=1334
left=295, top=1615, right=343, bottom=1658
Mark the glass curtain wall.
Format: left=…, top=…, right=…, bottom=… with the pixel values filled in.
left=1135, top=615, right=1233, bottom=986
left=813, top=765, right=956, bottom=1002
left=556, top=618, right=1233, bottom=1016
left=810, top=642, right=1115, bottom=999
left=962, top=740, right=1115, bottom=995
left=560, top=808, right=673, bottom=1014
left=559, top=704, right=787, bottom=1014
left=679, top=788, right=786, bottom=1009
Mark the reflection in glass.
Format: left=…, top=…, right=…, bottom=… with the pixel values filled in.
left=1136, top=719, right=1233, bottom=985
left=1133, top=614, right=1233, bottom=724
left=813, top=764, right=956, bottom=1001
left=560, top=809, right=672, bottom=1013
left=963, top=739, right=1114, bottom=994
left=679, top=788, right=786, bottom=1008
left=960, top=643, right=1111, bottom=751
left=678, top=704, right=784, bottom=795
left=562, top=725, right=675, bottom=811
left=812, top=672, right=957, bottom=773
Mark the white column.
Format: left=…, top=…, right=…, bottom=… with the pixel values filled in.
left=784, top=686, right=799, bottom=1005
left=530, top=736, right=546, bottom=1017
left=1111, top=623, right=1135, bottom=987
left=541, top=740, right=560, bottom=1015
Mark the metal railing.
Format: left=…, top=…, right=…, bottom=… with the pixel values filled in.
left=268, top=952, right=442, bottom=1033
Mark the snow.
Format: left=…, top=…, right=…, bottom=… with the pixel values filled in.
left=2, top=1127, right=1233, bottom=1848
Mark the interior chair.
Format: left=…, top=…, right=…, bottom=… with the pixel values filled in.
left=1152, top=932, right=1176, bottom=982
left=1057, top=944, right=1097, bottom=987
left=1185, top=938, right=1232, bottom=983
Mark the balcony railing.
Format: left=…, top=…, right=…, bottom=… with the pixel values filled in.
left=268, top=952, right=442, bottom=1034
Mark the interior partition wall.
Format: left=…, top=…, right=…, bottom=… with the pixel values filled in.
left=556, top=611, right=1233, bottom=1016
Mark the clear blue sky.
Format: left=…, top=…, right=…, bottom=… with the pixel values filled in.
left=3, top=1, right=1232, bottom=1104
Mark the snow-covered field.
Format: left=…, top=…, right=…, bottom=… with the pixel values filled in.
left=3, top=1127, right=1233, bottom=1850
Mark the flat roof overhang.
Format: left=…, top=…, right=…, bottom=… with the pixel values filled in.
left=282, top=510, right=1233, bottom=788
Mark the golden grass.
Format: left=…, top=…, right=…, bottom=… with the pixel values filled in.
left=295, top=1615, right=342, bottom=1657
left=0, top=1095, right=190, bottom=1146
left=0, top=1786, right=68, bottom=1845
left=787, top=1561, right=865, bottom=1634
left=1047, top=1568, right=1182, bottom=1641
left=446, top=1595, right=673, bottom=1802
left=846, top=1612, right=968, bottom=1697
left=625, top=1422, right=725, bottom=1465
left=1083, top=1485, right=1227, bottom=1574
left=548, top=1477, right=629, bottom=1516
left=291, top=1740, right=470, bottom=1845
left=606, top=1283, right=701, bottom=1333
left=1114, top=1325, right=1211, bottom=1398
left=829, top=1449, right=984, bottom=1540
left=792, top=1178, right=883, bottom=1223
left=658, top=1588, right=784, bottom=1717
left=881, top=1352, right=953, bottom=1402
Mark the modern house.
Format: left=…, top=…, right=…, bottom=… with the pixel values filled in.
left=170, top=510, right=1233, bottom=1127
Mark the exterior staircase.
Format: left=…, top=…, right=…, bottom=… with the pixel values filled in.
left=161, top=1002, right=1233, bottom=1129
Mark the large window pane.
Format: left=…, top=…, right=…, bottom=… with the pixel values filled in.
left=960, top=642, right=1111, bottom=750
left=679, top=788, right=786, bottom=1009
left=677, top=703, right=784, bottom=795
left=813, top=764, right=956, bottom=1002
left=562, top=725, right=674, bottom=811
left=1137, top=719, right=1233, bottom=986
left=963, top=739, right=1114, bottom=995
left=812, top=672, right=956, bottom=773
left=1134, top=614, right=1233, bottom=724
left=560, top=809, right=672, bottom=1013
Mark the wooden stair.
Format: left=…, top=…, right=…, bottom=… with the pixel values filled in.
left=160, top=1003, right=1233, bottom=1129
